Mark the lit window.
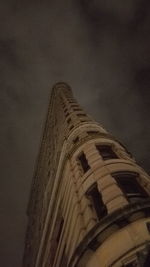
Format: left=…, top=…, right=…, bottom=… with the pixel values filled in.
left=112, top=172, right=148, bottom=203
left=87, top=184, right=107, bottom=220
left=78, top=152, right=90, bottom=173
left=96, top=145, right=118, bottom=160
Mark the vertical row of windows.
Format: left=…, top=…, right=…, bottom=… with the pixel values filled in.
left=77, top=153, right=107, bottom=220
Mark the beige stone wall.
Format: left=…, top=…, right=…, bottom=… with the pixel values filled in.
left=78, top=218, right=150, bottom=267
left=23, top=83, right=150, bottom=267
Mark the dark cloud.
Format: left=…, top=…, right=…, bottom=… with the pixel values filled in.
left=0, top=1, right=150, bottom=266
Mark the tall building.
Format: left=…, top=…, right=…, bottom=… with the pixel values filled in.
left=23, top=82, right=150, bottom=267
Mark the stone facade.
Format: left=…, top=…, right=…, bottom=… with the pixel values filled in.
left=23, top=83, right=150, bottom=267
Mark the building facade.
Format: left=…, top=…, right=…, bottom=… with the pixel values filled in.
left=23, top=82, right=150, bottom=267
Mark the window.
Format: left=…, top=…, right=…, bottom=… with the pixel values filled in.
left=62, top=103, right=65, bottom=108
left=69, top=125, right=74, bottom=131
left=77, top=113, right=88, bottom=122
left=87, top=184, right=107, bottom=220
left=77, top=113, right=86, bottom=117
left=48, top=214, right=64, bottom=266
left=69, top=100, right=76, bottom=104
left=74, top=108, right=82, bottom=111
left=78, top=152, right=90, bottom=173
left=112, top=172, right=148, bottom=203
left=96, top=145, right=118, bottom=160
left=65, top=112, right=69, bottom=117
left=71, top=104, right=78, bottom=108
left=60, top=244, right=67, bottom=267
left=56, top=218, right=64, bottom=243
left=87, top=131, right=99, bottom=135
left=67, top=118, right=71, bottom=124
left=73, top=136, right=79, bottom=144
left=124, top=261, right=138, bottom=267
left=122, top=256, right=139, bottom=267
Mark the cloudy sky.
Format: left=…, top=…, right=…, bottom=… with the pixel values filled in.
left=0, top=0, right=150, bottom=266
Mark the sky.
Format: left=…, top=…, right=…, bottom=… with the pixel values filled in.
left=0, top=0, right=150, bottom=266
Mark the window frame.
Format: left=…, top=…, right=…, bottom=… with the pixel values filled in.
left=112, top=171, right=148, bottom=202
left=96, top=144, right=118, bottom=160
left=78, top=152, right=90, bottom=173
left=86, top=183, right=107, bottom=220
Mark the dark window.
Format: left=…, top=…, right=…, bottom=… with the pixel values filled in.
left=60, top=244, right=67, bottom=267
left=69, top=100, right=76, bottom=104
left=146, top=222, right=150, bottom=233
left=87, top=131, right=99, bottom=135
left=56, top=218, right=64, bottom=243
left=112, top=172, right=148, bottom=203
left=77, top=113, right=86, bottom=117
left=48, top=214, right=64, bottom=266
left=67, top=118, right=71, bottom=124
left=78, top=152, right=90, bottom=173
left=96, top=145, right=118, bottom=160
left=87, top=184, right=107, bottom=220
left=74, top=108, right=82, bottom=111
left=69, top=125, right=74, bottom=131
left=65, top=112, right=69, bottom=117
left=73, top=136, right=79, bottom=144
left=71, top=104, right=78, bottom=108
left=124, top=260, right=138, bottom=267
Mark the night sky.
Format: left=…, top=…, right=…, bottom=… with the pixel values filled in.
left=1, top=1, right=150, bottom=266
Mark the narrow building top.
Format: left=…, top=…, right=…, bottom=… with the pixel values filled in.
left=51, top=82, right=72, bottom=95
